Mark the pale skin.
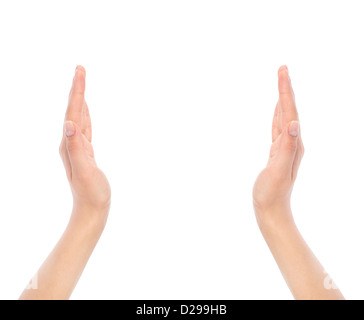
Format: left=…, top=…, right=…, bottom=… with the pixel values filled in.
left=19, top=66, right=111, bottom=300
left=253, top=65, right=344, bottom=300
left=17, top=65, right=343, bottom=300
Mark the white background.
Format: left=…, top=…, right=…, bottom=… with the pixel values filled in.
left=0, top=0, right=363, bottom=300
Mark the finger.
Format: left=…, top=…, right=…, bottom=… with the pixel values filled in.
left=82, top=102, right=92, bottom=142
left=272, top=102, right=281, bottom=142
left=292, top=136, right=304, bottom=180
left=81, top=129, right=95, bottom=160
left=65, top=66, right=86, bottom=127
left=273, top=121, right=300, bottom=178
left=278, top=66, right=298, bottom=126
left=63, top=120, right=90, bottom=180
left=59, top=136, right=72, bottom=181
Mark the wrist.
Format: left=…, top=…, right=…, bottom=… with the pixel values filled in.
left=255, top=205, right=296, bottom=238
left=69, top=205, right=109, bottom=237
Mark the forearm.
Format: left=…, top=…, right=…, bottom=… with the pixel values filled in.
left=259, top=210, right=344, bottom=300
left=19, top=209, right=106, bottom=300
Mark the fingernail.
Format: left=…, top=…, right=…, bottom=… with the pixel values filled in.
left=279, top=65, right=288, bottom=74
left=75, top=65, right=85, bottom=74
left=288, top=121, right=300, bottom=137
left=64, top=121, right=75, bottom=137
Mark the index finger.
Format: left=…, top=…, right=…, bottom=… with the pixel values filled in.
left=65, top=66, right=86, bottom=126
left=278, top=66, right=298, bottom=126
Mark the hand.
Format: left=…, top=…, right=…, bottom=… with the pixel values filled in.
left=252, top=67, right=344, bottom=299
left=253, top=65, right=304, bottom=227
left=20, top=66, right=111, bottom=300
left=59, top=66, right=111, bottom=227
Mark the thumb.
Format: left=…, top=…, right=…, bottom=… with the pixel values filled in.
left=64, top=121, right=88, bottom=175
left=274, top=121, right=300, bottom=174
